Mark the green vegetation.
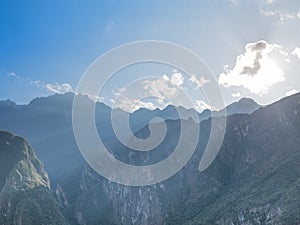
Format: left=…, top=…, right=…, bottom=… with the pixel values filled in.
left=0, top=131, right=68, bottom=225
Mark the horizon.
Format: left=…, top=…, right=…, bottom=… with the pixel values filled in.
left=1, top=91, right=299, bottom=114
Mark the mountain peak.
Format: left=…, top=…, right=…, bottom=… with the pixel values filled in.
left=29, top=92, right=75, bottom=106
left=0, top=131, right=69, bottom=225
left=238, top=97, right=256, bottom=103
left=225, top=97, right=260, bottom=115
left=236, top=97, right=259, bottom=106
left=0, top=99, right=23, bottom=110
left=0, top=130, right=49, bottom=189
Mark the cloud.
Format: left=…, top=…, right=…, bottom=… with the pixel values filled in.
left=258, top=0, right=274, bottom=4
left=46, top=82, right=74, bottom=94
left=30, top=80, right=103, bottom=102
left=232, top=92, right=241, bottom=97
left=260, top=9, right=276, bottom=16
left=260, top=8, right=300, bottom=21
left=105, top=21, right=114, bottom=32
left=298, top=9, right=300, bottom=19
left=143, top=72, right=184, bottom=103
left=292, top=47, right=300, bottom=59
left=46, top=82, right=103, bottom=102
left=87, top=95, right=104, bottom=102
left=194, top=100, right=215, bottom=113
left=113, top=97, right=156, bottom=112
left=286, top=13, right=295, bottom=19
left=30, top=80, right=42, bottom=87
left=189, top=74, right=210, bottom=89
left=8, top=72, right=20, bottom=79
left=285, top=89, right=298, bottom=96
left=111, top=72, right=186, bottom=112
left=240, top=43, right=265, bottom=75
left=170, top=72, right=184, bottom=87
left=111, top=72, right=212, bottom=112
left=219, top=40, right=286, bottom=94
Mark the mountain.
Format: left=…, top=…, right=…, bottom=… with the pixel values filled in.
left=1, top=92, right=299, bottom=224
left=0, top=93, right=260, bottom=188
left=224, top=97, right=260, bottom=115
left=69, top=93, right=300, bottom=225
left=198, top=97, right=261, bottom=121
left=0, top=100, right=24, bottom=111
left=0, top=131, right=68, bottom=225
left=180, top=93, right=300, bottom=224
left=129, top=97, right=260, bottom=123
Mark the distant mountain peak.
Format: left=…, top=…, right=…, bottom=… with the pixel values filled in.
left=0, top=99, right=22, bottom=109
left=237, top=97, right=257, bottom=103
left=225, top=97, right=260, bottom=115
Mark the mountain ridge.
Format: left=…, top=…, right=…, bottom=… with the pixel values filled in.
left=0, top=93, right=299, bottom=224
left=0, top=92, right=260, bottom=117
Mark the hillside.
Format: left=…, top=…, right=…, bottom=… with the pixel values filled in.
left=0, top=93, right=299, bottom=224
left=0, top=131, right=68, bottom=225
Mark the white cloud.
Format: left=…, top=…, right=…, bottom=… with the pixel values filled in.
left=286, top=13, right=295, bottom=19
left=87, top=95, right=104, bottom=102
left=219, top=40, right=286, bottom=94
left=292, top=47, right=300, bottom=59
left=8, top=72, right=20, bottom=79
left=30, top=80, right=42, bottom=87
left=298, top=9, right=300, bottom=19
left=170, top=72, right=184, bottom=87
left=46, top=82, right=74, bottom=94
left=112, top=88, right=125, bottom=97
left=111, top=72, right=186, bottom=112
left=232, top=92, right=241, bottom=97
left=285, top=89, right=298, bottom=96
left=111, top=72, right=212, bottom=112
left=260, top=9, right=276, bottom=16
left=113, top=97, right=156, bottom=112
left=31, top=80, right=103, bottom=102
left=189, top=74, right=210, bottom=89
left=258, top=0, right=274, bottom=4
left=143, top=72, right=184, bottom=103
left=194, top=100, right=215, bottom=113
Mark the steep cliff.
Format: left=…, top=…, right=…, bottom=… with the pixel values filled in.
left=0, top=131, right=68, bottom=225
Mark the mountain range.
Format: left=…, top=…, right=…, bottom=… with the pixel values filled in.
left=0, top=92, right=299, bottom=224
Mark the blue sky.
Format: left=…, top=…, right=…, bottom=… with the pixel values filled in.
left=1, top=0, right=300, bottom=111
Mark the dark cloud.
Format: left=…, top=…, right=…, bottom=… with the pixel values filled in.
left=249, top=41, right=267, bottom=51
left=240, top=40, right=268, bottom=75
left=241, top=52, right=263, bottom=75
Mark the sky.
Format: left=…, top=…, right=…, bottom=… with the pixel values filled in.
left=1, top=0, right=300, bottom=112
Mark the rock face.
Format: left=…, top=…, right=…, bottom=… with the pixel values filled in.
left=0, top=131, right=68, bottom=225
left=179, top=93, right=300, bottom=224
left=74, top=165, right=165, bottom=225
left=68, top=93, right=300, bottom=225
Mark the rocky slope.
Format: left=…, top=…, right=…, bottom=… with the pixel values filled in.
left=0, top=131, right=68, bottom=225
left=55, top=93, right=299, bottom=225
left=181, top=92, right=300, bottom=224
